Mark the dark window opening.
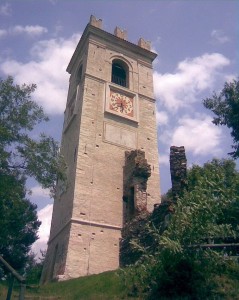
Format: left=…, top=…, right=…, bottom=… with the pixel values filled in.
left=77, top=65, right=83, bottom=85
left=74, top=146, right=77, bottom=162
left=111, top=60, right=128, bottom=87
left=128, top=186, right=135, bottom=220
left=50, top=244, right=58, bottom=281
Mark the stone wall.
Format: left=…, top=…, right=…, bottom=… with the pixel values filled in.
left=120, top=146, right=188, bottom=266
left=170, top=146, right=187, bottom=202
left=120, top=201, right=174, bottom=266
left=123, top=150, right=151, bottom=223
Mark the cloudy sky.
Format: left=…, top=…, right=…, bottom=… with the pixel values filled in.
left=0, top=0, right=238, bottom=257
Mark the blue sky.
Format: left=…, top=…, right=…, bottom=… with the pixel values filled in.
left=0, top=0, right=238, bottom=256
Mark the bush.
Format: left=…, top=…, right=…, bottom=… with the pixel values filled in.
left=122, top=159, right=239, bottom=299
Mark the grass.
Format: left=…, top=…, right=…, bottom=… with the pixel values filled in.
left=32, top=270, right=133, bottom=300
left=213, top=275, right=239, bottom=300
left=0, top=270, right=139, bottom=300
left=1, top=267, right=239, bottom=299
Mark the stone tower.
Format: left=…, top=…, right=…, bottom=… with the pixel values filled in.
left=41, top=16, right=160, bottom=283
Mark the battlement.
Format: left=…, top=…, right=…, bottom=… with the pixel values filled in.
left=89, top=15, right=102, bottom=29
left=89, top=15, right=152, bottom=51
left=114, top=26, right=127, bottom=40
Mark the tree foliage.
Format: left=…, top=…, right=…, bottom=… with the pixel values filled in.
left=25, top=250, right=46, bottom=284
left=203, top=79, right=239, bottom=158
left=123, top=159, right=239, bottom=299
left=0, top=76, right=66, bottom=195
left=0, top=169, right=40, bottom=276
left=188, top=158, right=239, bottom=231
left=0, top=76, right=66, bottom=276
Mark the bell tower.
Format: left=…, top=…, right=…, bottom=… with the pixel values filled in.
left=41, top=16, right=160, bottom=283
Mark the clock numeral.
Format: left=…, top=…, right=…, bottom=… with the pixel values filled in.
left=110, top=92, right=134, bottom=116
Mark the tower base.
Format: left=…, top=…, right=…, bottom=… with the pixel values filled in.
left=41, top=219, right=121, bottom=283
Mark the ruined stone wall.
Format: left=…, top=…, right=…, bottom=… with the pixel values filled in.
left=120, top=146, right=188, bottom=267
left=123, top=150, right=151, bottom=223
left=120, top=201, right=174, bottom=266
left=170, top=146, right=187, bottom=202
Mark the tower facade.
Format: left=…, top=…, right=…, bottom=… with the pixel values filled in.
left=41, top=16, right=160, bottom=283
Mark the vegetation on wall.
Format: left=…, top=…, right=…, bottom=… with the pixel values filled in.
left=1, top=75, right=238, bottom=298
left=122, top=79, right=239, bottom=299
left=122, top=158, right=239, bottom=299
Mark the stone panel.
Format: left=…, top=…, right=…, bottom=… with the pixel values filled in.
left=103, top=122, right=137, bottom=149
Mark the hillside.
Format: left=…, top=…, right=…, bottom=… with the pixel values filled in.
left=0, top=270, right=139, bottom=300
left=1, top=267, right=239, bottom=299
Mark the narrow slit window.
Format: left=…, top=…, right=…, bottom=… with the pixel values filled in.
left=77, top=65, right=83, bottom=85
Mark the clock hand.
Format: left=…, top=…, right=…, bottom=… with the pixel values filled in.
left=117, top=101, right=124, bottom=112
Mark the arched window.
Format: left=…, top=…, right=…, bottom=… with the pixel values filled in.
left=111, top=59, right=128, bottom=88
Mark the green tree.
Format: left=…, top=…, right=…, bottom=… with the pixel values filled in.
left=203, top=79, right=239, bottom=158
left=0, top=170, right=40, bottom=275
left=123, top=159, right=239, bottom=299
left=0, top=76, right=65, bottom=276
left=25, top=250, right=46, bottom=284
left=0, top=76, right=65, bottom=195
left=188, top=158, right=239, bottom=231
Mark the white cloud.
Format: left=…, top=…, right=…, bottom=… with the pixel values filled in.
left=31, top=186, right=50, bottom=198
left=11, top=25, right=48, bottom=37
left=31, top=204, right=53, bottom=259
left=154, top=53, right=230, bottom=112
left=171, top=115, right=223, bottom=156
left=0, top=3, right=11, bottom=16
left=0, top=29, right=7, bottom=38
left=211, top=29, right=230, bottom=44
left=224, top=73, right=237, bottom=83
left=156, top=111, right=169, bottom=125
left=0, top=33, right=81, bottom=114
left=159, top=154, right=169, bottom=165
left=53, top=23, right=63, bottom=36
left=0, top=25, right=48, bottom=39
left=158, top=128, right=172, bottom=145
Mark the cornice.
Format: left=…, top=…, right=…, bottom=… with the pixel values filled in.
left=67, top=24, right=157, bottom=74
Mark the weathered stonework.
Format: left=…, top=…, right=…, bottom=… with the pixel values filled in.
left=89, top=15, right=102, bottom=29
left=114, top=26, right=127, bottom=40
left=123, top=150, right=151, bottom=223
left=138, top=38, right=151, bottom=51
left=170, top=146, right=187, bottom=202
left=120, top=147, right=188, bottom=266
left=120, top=201, right=174, bottom=266
left=41, top=16, right=160, bottom=283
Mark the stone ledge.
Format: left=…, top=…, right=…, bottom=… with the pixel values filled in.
left=71, top=218, right=122, bottom=230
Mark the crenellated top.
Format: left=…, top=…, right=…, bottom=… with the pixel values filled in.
left=114, top=26, right=127, bottom=40
left=89, top=15, right=152, bottom=51
left=67, top=15, right=157, bottom=74
left=138, top=38, right=151, bottom=51
left=89, top=15, right=102, bottom=29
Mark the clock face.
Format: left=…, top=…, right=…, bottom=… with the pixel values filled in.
left=109, top=91, right=134, bottom=117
